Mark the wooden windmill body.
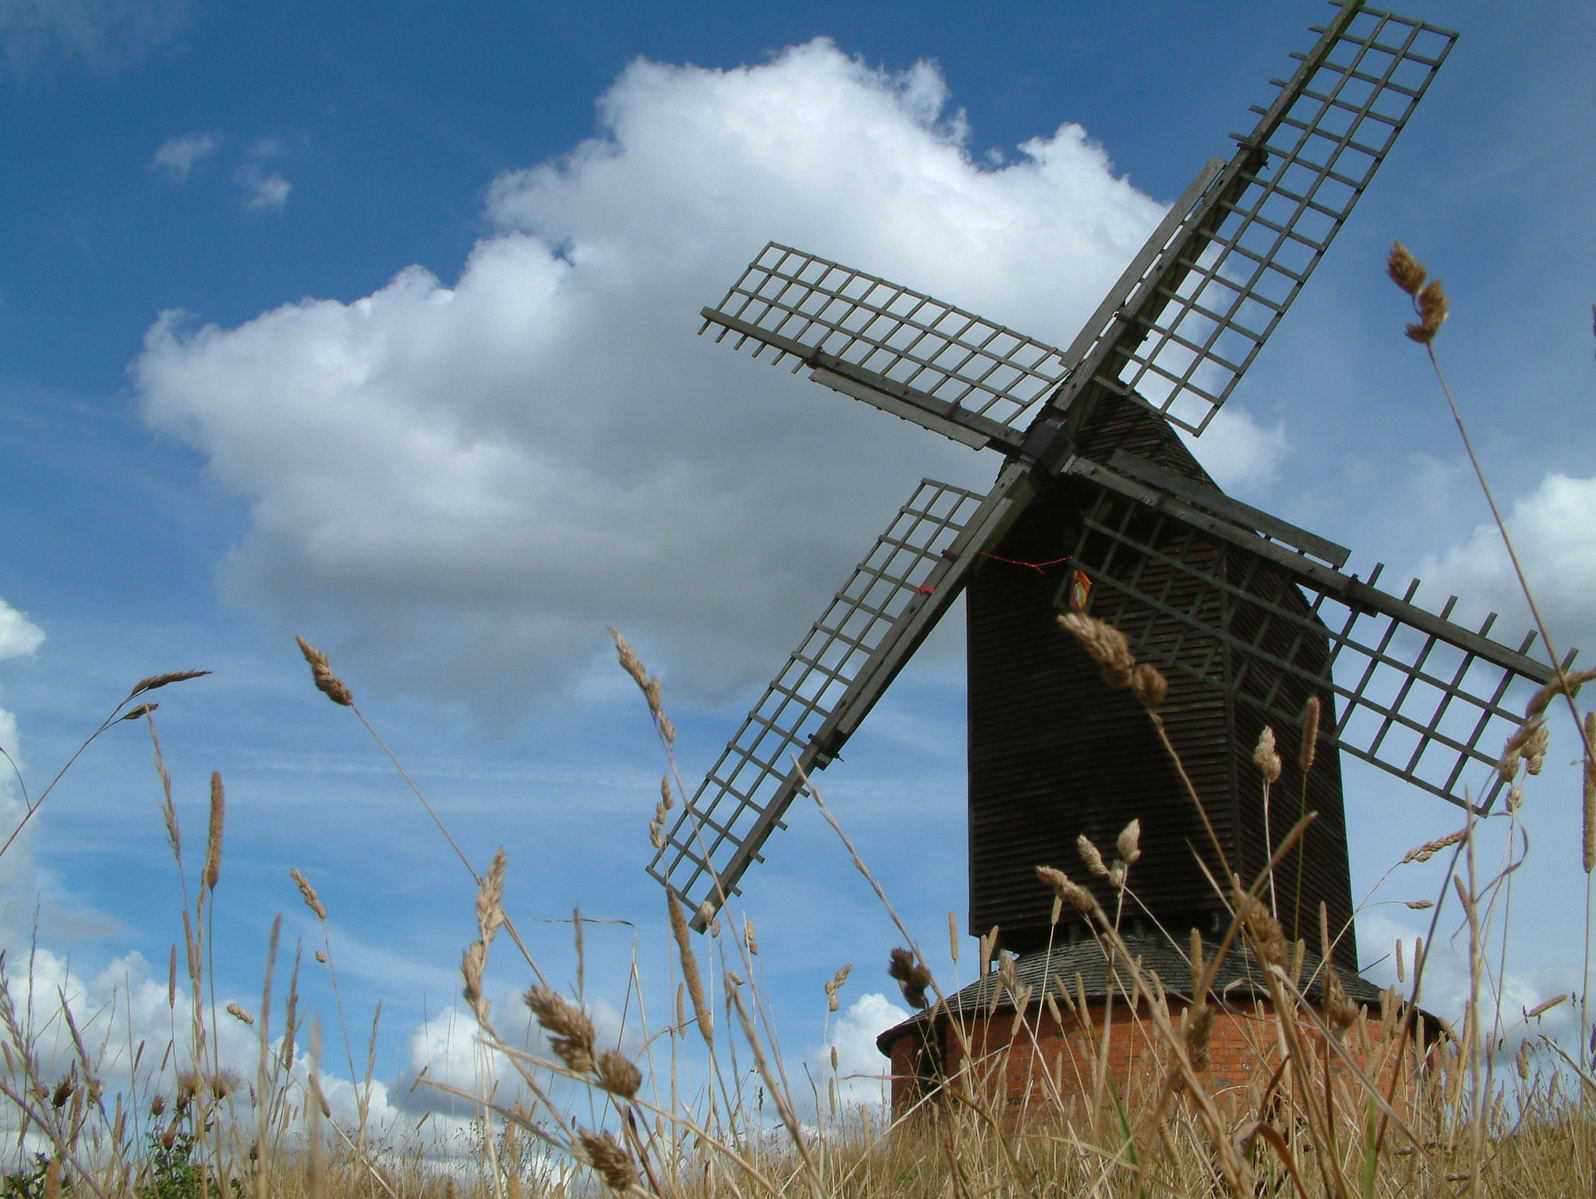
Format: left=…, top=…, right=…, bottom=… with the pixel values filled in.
left=645, top=1, right=1571, bottom=1106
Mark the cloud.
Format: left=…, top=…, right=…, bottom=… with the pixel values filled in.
left=150, top=131, right=219, bottom=182
left=1180, top=404, right=1289, bottom=494
left=810, top=992, right=908, bottom=1113
left=135, top=40, right=1167, bottom=713
left=236, top=162, right=292, bottom=211
left=0, top=0, right=192, bottom=83
left=0, top=598, right=44, bottom=660
left=1415, top=472, right=1596, bottom=656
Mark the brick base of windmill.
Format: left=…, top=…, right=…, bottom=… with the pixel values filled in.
left=876, top=933, right=1437, bottom=1119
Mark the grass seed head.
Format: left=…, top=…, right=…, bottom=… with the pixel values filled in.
left=128, top=669, right=212, bottom=700
left=290, top=868, right=327, bottom=920
left=824, top=964, right=852, bottom=1013
left=524, top=986, right=596, bottom=1074
left=1387, top=242, right=1427, bottom=297
left=1116, top=818, right=1142, bottom=866
left=1057, top=612, right=1136, bottom=689
left=1300, top=696, right=1321, bottom=773
left=887, top=947, right=932, bottom=1009
left=1252, top=726, right=1282, bottom=783
left=202, top=771, right=225, bottom=891
left=295, top=636, right=353, bottom=706
left=593, top=1049, right=642, bottom=1099
left=1036, top=865, right=1094, bottom=916
left=579, top=1129, right=637, bottom=1193
left=1076, top=834, right=1108, bottom=878
left=225, top=1002, right=254, bottom=1027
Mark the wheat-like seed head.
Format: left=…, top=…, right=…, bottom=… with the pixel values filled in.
left=1387, top=242, right=1427, bottom=296
left=1323, top=968, right=1358, bottom=1036
left=1076, top=834, right=1108, bottom=878
left=525, top=986, right=596, bottom=1073
left=1252, top=727, right=1282, bottom=783
left=578, top=1129, right=637, bottom=1193
left=295, top=637, right=354, bottom=706
left=1036, top=865, right=1094, bottom=915
left=202, top=772, right=225, bottom=892
left=1583, top=711, right=1595, bottom=874
left=886, top=947, right=932, bottom=1010
left=1300, top=696, right=1321, bottom=773
left=593, top=1048, right=642, bottom=1099
left=290, top=868, right=327, bottom=920
left=476, top=847, right=506, bottom=944
left=225, top=1002, right=254, bottom=1027
left=1131, top=662, right=1167, bottom=707
left=461, top=942, right=489, bottom=1023
left=1401, top=828, right=1467, bottom=865
left=128, top=670, right=212, bottom=700
left=1526, top=666, right=1596, bottom=718
left=666, top=891, right=713, bottom=1045
left=1116, top=818, right=1141, bottom=866
left=1235, top=891, right=1289, bottom=971
left=1057, top=612, right=1136, bottom=689
left=823, top=964, right=852, bottom=1013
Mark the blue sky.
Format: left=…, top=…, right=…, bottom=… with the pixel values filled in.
left=2, top=0, right=1594, bottom=1146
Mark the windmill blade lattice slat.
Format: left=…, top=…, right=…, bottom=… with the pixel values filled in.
left=648, top=479, right=985, bottom=918
left=702, top=243, right=1067, bottom=443
left=1068, top=476, right=1562, bottom=811
left=1078, top=6, right=1454, bottom=434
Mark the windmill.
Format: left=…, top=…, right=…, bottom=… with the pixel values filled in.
left=647, top=0, right=1566, bottom=1005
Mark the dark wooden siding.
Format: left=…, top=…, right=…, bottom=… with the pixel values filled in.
left=966, top=395, right=1356, bottom=969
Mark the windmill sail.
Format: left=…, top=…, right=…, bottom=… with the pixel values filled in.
left=1046, top=4, right=1455, bottom=434
left=1063, top=458, right=1566, bottom=810
left=647, top=479, right=986, bottom=921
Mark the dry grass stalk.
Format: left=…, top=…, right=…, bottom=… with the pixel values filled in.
left=295, top=636, right=354, bottom=706
left=1253, top=726, right=1282, bottom=783
left=887, top=947, right=932, bottom=1010
left=1300, top=696, right=1321, bottom=772
left=224, top=1002, right=254, bottom=1027
left=476, top=846, right=506, bottom=945
left=1076, top=834, right=1108, bottom=878
left=608, top=627, right=676, bottom=743
left=1525, top=666, right=1596, bottom=717
left=666, top=891, right=713, bottom=1046
left=1116, top=818, right=1141, bottom=866
left=202, top=771, right=224, bottom=892
left=1401, top=828, right=1467, bottom=864
left=524, top=986, right=596, bottom=1074
left=1388, top=242, right=1449, bottom=343
left=592, top=1049, right=641, bottom=1099
left=1585, top=711, right=1595, bottom=874
left=823, top=964, right=851, bottom=1013
left=289, top=868, right=327, bottom=920
left=1035, top=865, right=1094, bottom=916
left=1057, top=612, right=1135, bottom=689
left=127, top=669, right=211, bottom=699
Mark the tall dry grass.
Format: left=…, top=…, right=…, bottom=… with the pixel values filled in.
left=0, top=249, right=1591, bottom=1196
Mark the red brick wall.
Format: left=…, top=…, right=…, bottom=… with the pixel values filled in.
left=884, top=995, right=1428, bottom=1118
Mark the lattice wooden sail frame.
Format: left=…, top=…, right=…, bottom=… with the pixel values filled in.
left=702, top=5, right=1454, bottom=441
left=1065, top=463, right=1567, bottom=810
left=648, top=480, right=985, bottom=915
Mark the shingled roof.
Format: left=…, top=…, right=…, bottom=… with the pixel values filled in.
left=876, top=931, right=1401, bottom=1054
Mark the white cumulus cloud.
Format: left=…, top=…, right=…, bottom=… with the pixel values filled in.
left=135, top=40, right=1169, bottom=711
left=1415, top=471, right=1596, bottom=657
left=0, top=598, right=44, bottom=660
left=236, top=162, right=292, bottom=211
left=151, top=131, right=219, bottom=182
left=810, top=991, right=909, bottom=1113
